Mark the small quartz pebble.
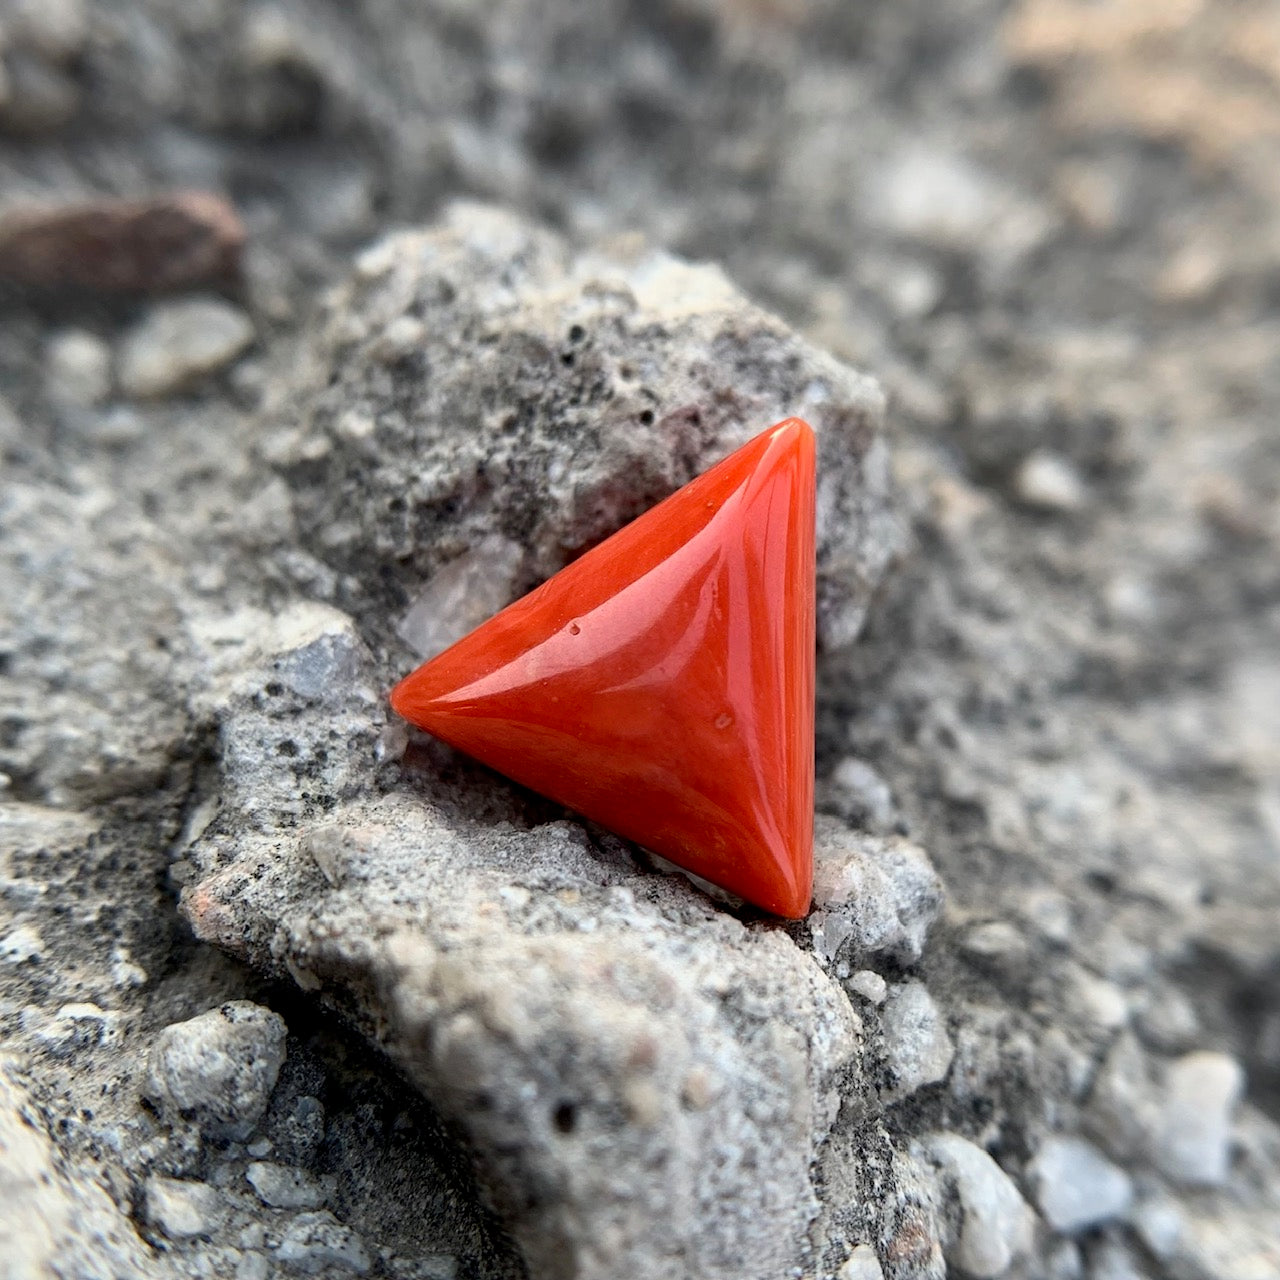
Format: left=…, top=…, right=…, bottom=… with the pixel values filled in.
left=397, top=534, right=525, bottom=661
left=246, top=1161, right=327, bottom=1209
left=1153, top=1051, right=1244, bottom=1186
left=881, top=982, right=954, bottom=1101
left=847, top=970, right=888, bottom=1005
left=1014, top=450, right=1086, bottom=512
left=1129, top=1191, right=1183, bottom=1260
left=119, top=297, right=255, bottom=398
left=838, top=1244, right=885, bottom=1280
left=275, top=1211, right=371, bottom=1275
left=145, top=1176, right=221, bottom=1240
left=1028, top=1136, right=1133, bottom=1233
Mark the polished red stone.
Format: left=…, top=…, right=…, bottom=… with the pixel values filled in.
left=390, top=417, right=816, bottom=917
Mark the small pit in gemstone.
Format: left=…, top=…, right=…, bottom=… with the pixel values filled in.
left=569, top=621, right=581, bottom=635
left=714, top=712, right=734, bottom=730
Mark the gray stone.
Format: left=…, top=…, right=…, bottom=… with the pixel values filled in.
left=181, top=592, right=864, bottom=1280
left=1085, top=1032, right=1160, bottom=1162
left=275, top=1211, right=371, bottom=1274
left=119, top=298, right=255, bottom=399
left=1027, top=1137, right=1133, bottom=1234
left=246, top=1162, right=326, bottom=1210
left=823, top=757, right=896, bottom=830
left=1088, top=1240, right=1147, bottom=1280
left=145, top=1176, right=222, bottom=1240
left=145, top=1002, right=287, bottom=1139
left=273, top=203, right=900, bottom=652
left=881, top=983, right=954, bottom=1102
left=958, top=921, right=1029, bottom=969
left=1153, top=1051, right=1244, bottom=1187
left=919, top=1132, right=1033, bottom=1278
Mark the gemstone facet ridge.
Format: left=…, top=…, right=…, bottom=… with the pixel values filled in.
left=390, top=417, right=816, bottom=917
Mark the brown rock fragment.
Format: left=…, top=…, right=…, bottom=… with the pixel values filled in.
left=0, top=191, right=245, bottom=294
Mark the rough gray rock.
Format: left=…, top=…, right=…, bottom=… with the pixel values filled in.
left=145, top=1176, right=223, bottom=1240
left=270, top=203, right=900, bottom=653
left=183, top=596, right=866, bottom=1278
left=809, top=819, right=944, bottom=967
left=5, top=4, right=1280, bottom=1278
left=145, top=1002, right=288, bottom=1140
left=170, top=210, right=921, bottom=1279
left=275, top=1211, right=372, bottom=1275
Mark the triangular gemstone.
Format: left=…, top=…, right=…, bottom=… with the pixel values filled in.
left=390, top=417, right=816, bottom=917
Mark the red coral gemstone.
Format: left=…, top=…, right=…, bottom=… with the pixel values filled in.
left=390, top=417, right=816, bottom=917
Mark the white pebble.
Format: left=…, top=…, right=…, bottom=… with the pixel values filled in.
left=846, top=970, right=888, bottom=1005
left=1014, top=451, right=1087, bottom=512
left=145, top=1176, right=221, bottom=1239
left=119, top=297, right=255, bottom=399
left=1129, top=1191, right=1183, bottom=1260
left=0, top=923, right=44, bottom=963
left=45, top=329, right=111, bottom=407
left=275, top=1211, right=370, bottom=1274
left=881, top=982, right=954, bottom=1101
left=1154, top=1052, right=1244, bottom=1187
left=246, top=1161, right=326, bottom=1210
left=1028, top=1136, right=1133, bottom=1234
left=922, top=1132, right=1032, bottom=1278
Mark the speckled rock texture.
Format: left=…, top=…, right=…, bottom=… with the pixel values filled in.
left=3, top=2, right=1280, bottom=1280
left=270, top=203, right=897, bottom=652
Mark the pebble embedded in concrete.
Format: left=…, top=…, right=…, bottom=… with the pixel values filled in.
left=846, top=970, right=888, bottom=1005
left=45, top=329, right=111, bottom=407
left=1028, top=1136, right=1133, bottom=1234
left=881, top=981, right=954, bottom=1101
left=146, top=1001, right=287, bottom=1139
left=1014, top=451, right=1087, bottom=512
left=1153, top=1051, right=1244, bottom=1187
left=118, top=297, right=255, bottom=399
left=921, top=1131, right=1033, bottom=1278
left=145, top=1175, right=222, bottom=1240
left=246, top=1161, right=327, bottom=1210
left=275, top=1210, right=371, bottom=1274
